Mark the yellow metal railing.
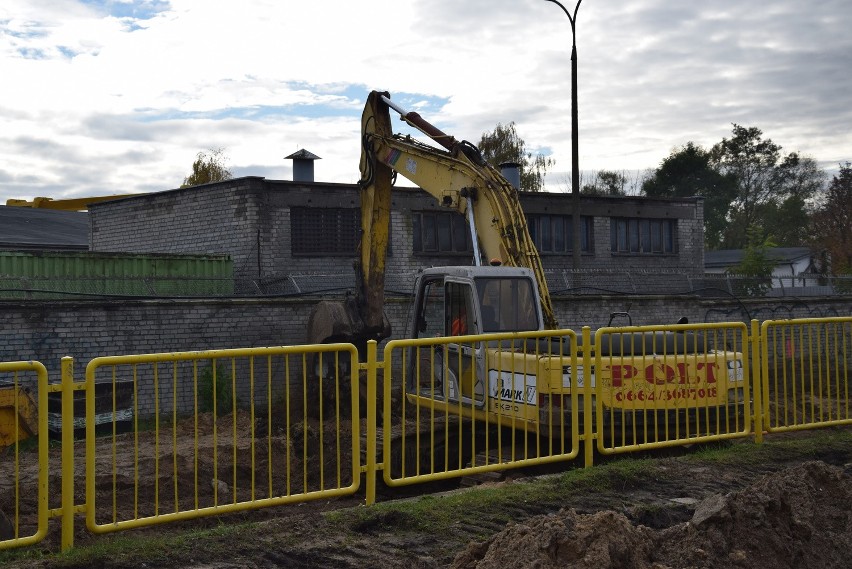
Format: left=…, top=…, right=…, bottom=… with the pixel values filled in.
left=82, top=344, right=361, bottom=536
left=380, top=329, right=581, bottom=487
left=0, top=361, right=49, bottom=552
left=1, top=315, right=851, bottom=555
left=760, top=317, right=851, bottom=432
left=593, top=322, right=753, bottom=455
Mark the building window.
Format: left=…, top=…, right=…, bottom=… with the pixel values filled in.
left=413, top=211, right=472, bottom=254
left=526, top=214, right=591, bottom=253
left=610, top=218, right=676, bottom=254
left=291, top=207, right=360, bottom=256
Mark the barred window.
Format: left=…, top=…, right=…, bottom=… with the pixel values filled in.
left=610, top=217, right=676, bottom=254
left=413, top=211, right=472, bottom=254
left=526, top=214, right=592, bottom=253
left=291, top=207, right=360, bottom=256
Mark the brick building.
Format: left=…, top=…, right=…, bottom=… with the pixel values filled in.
left=88, top=176, right=705, bottom=295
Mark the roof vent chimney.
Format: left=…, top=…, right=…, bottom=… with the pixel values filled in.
left=500, top=162, right=521, bottom=190
left=285, top=149, right=321, bottom=182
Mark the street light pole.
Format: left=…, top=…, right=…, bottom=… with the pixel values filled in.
left=544, top=0, right=582, bottom=282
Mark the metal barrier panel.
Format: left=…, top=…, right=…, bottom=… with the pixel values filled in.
left=381, top=330, right=580, bottom=487
left=0, top=361, right=49, bottom=551
left=84, top=344, right=360, bottom=534
left=594, top=322, right=752, bottom=454
left=761, top=317, right=852, bottom=432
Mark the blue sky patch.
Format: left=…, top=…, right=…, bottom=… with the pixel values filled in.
left=57, top=46, right=80, bottom=59
left=1, top=19, right=48, bottom=40
left=132, top=82, right=452, bottom=130
left=78, top=0, right=171, bottom=22
left=16, top=47, right=47, bottom=60
left=132, top=103, right=358, bottom=123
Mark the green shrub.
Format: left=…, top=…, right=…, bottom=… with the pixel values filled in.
left=732, top=226, right=776, bottom=297
left=198, top=362, right=234, bottom=413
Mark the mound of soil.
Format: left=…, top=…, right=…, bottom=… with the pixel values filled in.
left=451, top=460, right=852, bottom=569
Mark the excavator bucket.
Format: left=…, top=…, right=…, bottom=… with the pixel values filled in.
left=0, top=385, right=38, bottom=448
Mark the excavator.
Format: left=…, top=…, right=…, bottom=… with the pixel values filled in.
left=0, top=385, right=38, bottom=448
left=308, top=91, right=745, bottom=439
left=5, top=195, right=140, bottom=211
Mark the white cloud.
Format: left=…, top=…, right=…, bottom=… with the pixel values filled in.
left=0, top=0, right=850, bottom=203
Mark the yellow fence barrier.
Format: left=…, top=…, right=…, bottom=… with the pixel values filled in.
left=760, top=317, right=851, bottom=432
left=594, top=322, right=753, bottom=454
left=82, top=343, right=361, bottom=538
left=1, top=316, right=850, bottom=555
left=0, top=361, right=49, bottom=552
left=380, top=330, right=581, bottom=489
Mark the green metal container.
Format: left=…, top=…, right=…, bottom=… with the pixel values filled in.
left=0, top=251, right=234, bottom=299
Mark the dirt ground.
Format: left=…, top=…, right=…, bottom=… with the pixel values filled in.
left=451, top=459, right=852, bottom=569
left=2, top=412, right=852, bottom=569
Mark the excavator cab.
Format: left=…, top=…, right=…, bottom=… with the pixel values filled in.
left=408, top=274, right=484, bottom=408
left=406, top=266, right=544, bottom=409
left=410, top=266, right=543, bottom=341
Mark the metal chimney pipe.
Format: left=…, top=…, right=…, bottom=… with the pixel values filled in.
left=500, top=162, right=521, bottom=190
left=285, top=149, right=321, bottom=182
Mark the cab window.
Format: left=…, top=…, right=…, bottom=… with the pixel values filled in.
left=446, top=282, right=473, bottom=336
left=475, top=277, right=539, bottom=332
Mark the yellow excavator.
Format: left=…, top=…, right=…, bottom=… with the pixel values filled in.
left=0, top=385, right=38, bottom=448
left=308, top=91, right=745, bottom=434
left=5, top=195, right=140, bottom=211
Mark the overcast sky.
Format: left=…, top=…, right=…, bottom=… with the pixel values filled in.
left=1, top=0, right=850, bottom=203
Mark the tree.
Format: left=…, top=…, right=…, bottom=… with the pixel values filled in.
left=478, top=122, right=554, bottom=192
left=733, top=225, right=777, bottom=297
left=759, top=152, right=825, bottom=246
left=757, top=195, right=810, bottom=247
left=811, top=163, right=852, bottom=274
left=182, top=148, right=233, bottom=187
left=710, top=125, right=781, bottom=237
left=710, top=125, right=823, bottom=248
left=581, top=170, right=628, bottom=196
left=642, top=142, right=737, bottom=249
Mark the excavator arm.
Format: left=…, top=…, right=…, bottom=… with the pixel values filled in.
left=6, top=195, right=141, bottom=210
left=357, top=91, right=556, bottom=330
left=307, top=91, right=556, bottom=354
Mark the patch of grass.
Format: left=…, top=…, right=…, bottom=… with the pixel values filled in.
left=5, top=521, right=259, bottom=568
left=2, top=434, right=41, bottom=454
left=330, top=458, right=659, bottom=536
left=596, top=456, right=657, bottom=488
left=686, top=439, right=759, bottom=463
left=686, top=428, right=852, bottom=465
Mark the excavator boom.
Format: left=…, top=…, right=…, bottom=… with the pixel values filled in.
left=307, top=90, right=556, bottom=358
left=358, top=91, right=556, bottom=329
